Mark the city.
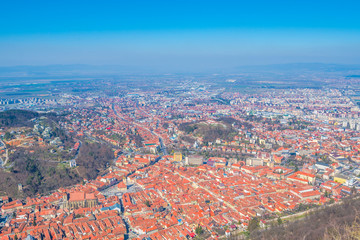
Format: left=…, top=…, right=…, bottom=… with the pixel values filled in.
left=1, top=0, right=360, bottom=239
left=1, top=79, right=360, bottom=239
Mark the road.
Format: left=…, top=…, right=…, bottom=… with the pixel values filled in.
left=0, top=139, right=9, bottom=168
left=61, top=140, right=82, bottom=164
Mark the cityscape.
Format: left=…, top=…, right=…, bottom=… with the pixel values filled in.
left=1, top=70, right=360, bottom=239
left=1, top=0, right=360, bottom=239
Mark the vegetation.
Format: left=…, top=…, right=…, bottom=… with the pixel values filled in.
left=178, top=121, right=237, bottom=142
left=3, top=132, right=14, bottom=141
left=0, top=139, right=113, bottom=198
left=248, top=217, right=260, bottom=233
left=0, top=109, right=70, bottom=129
left=108, top=133, right=126, bottom=143
left=0, top=148, right=81, bottom=197
left=0, top=109, right=115, bottom=197
left=250, top=197, right=360, bottom=240
left=76, top=141, right=113, bottom=180
left=195, top=225, right=204, bottom=235
left=218, top=116, right=253, bottom=129
left=144, top=200, right=151, bottom=207
left=0, top=110, right=39, bottom=128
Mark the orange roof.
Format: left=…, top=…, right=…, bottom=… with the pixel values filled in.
left=69, top=192, right=96, bottom=201
left=118, top=182, right=127, bottom=189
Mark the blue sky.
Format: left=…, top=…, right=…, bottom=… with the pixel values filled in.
left=1, top=0, right=360, bottom=70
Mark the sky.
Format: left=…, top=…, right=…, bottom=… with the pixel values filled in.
left=1, top=0, right=360, bottom=71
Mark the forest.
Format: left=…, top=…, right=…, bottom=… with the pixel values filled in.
left=0, top=109, right=39, bottom=128
left=177, top=117, right=252, bottom=143
left=76, top=141, right=114, bottom=180
left=0, top=109, right=68, bottom=129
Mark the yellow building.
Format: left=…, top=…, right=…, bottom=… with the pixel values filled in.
left=173, top=152, right=183, bottom=162
left=334, top=176, right=347, bottom=184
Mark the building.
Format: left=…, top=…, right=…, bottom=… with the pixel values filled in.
left=69, top=160, right=77, bottom=168
left=173, top=152, right=182, bottom=162
left=186, top=155, right=203, bottom=165
left=63, top=192, right=97, bottom=209
left=18, top=184, right=23, bottom=192
left=246, top=158, right=264, bottom=167
left=118, top=181, right=127, bottom=191
left=334, top=174, right=357, bottom=187
left=287, top=171, right=316, bottom=185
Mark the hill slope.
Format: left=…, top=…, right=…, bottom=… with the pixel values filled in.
left=248, top=197, right=360, bottom=240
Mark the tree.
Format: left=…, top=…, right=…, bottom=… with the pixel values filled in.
left=325, top=191, right=330, bottom=198
left=248, top=217, right=260, bottom=232
left=3, top=132, right=12, bottom=141
left=277, top=217, right=283, bottom=225
left=195, top=225, right=204, bottom=235
left=351, top=186, right=357, bottom=195
left=144, top=200, right=151, bottom=207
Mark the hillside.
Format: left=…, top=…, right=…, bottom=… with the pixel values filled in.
left=178, top=117, right=253, bottom=143
left=178, top=120, right=237, bottom=143
left=0, top=110, right=114, bottom=198
left=0, top=141, right=113, bottom=198
left=247, top=196, right=360, bottom=240
left=0, top=110, right=39, bottom=128
left=0, top=109, right=68, bottom=129
left=76, top=141, right=114, bottom=180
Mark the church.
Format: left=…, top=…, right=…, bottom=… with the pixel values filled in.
left=63, top=191, right=97, bottom=209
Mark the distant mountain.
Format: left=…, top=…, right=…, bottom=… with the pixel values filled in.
left=0, top=63, right=359, bottom=79
left=0, top=64, right=154, bottom=78
left=235, top=63, right=360, bottom=72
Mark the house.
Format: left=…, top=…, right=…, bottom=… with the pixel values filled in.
left=69, top=160, right=77, bottom=168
